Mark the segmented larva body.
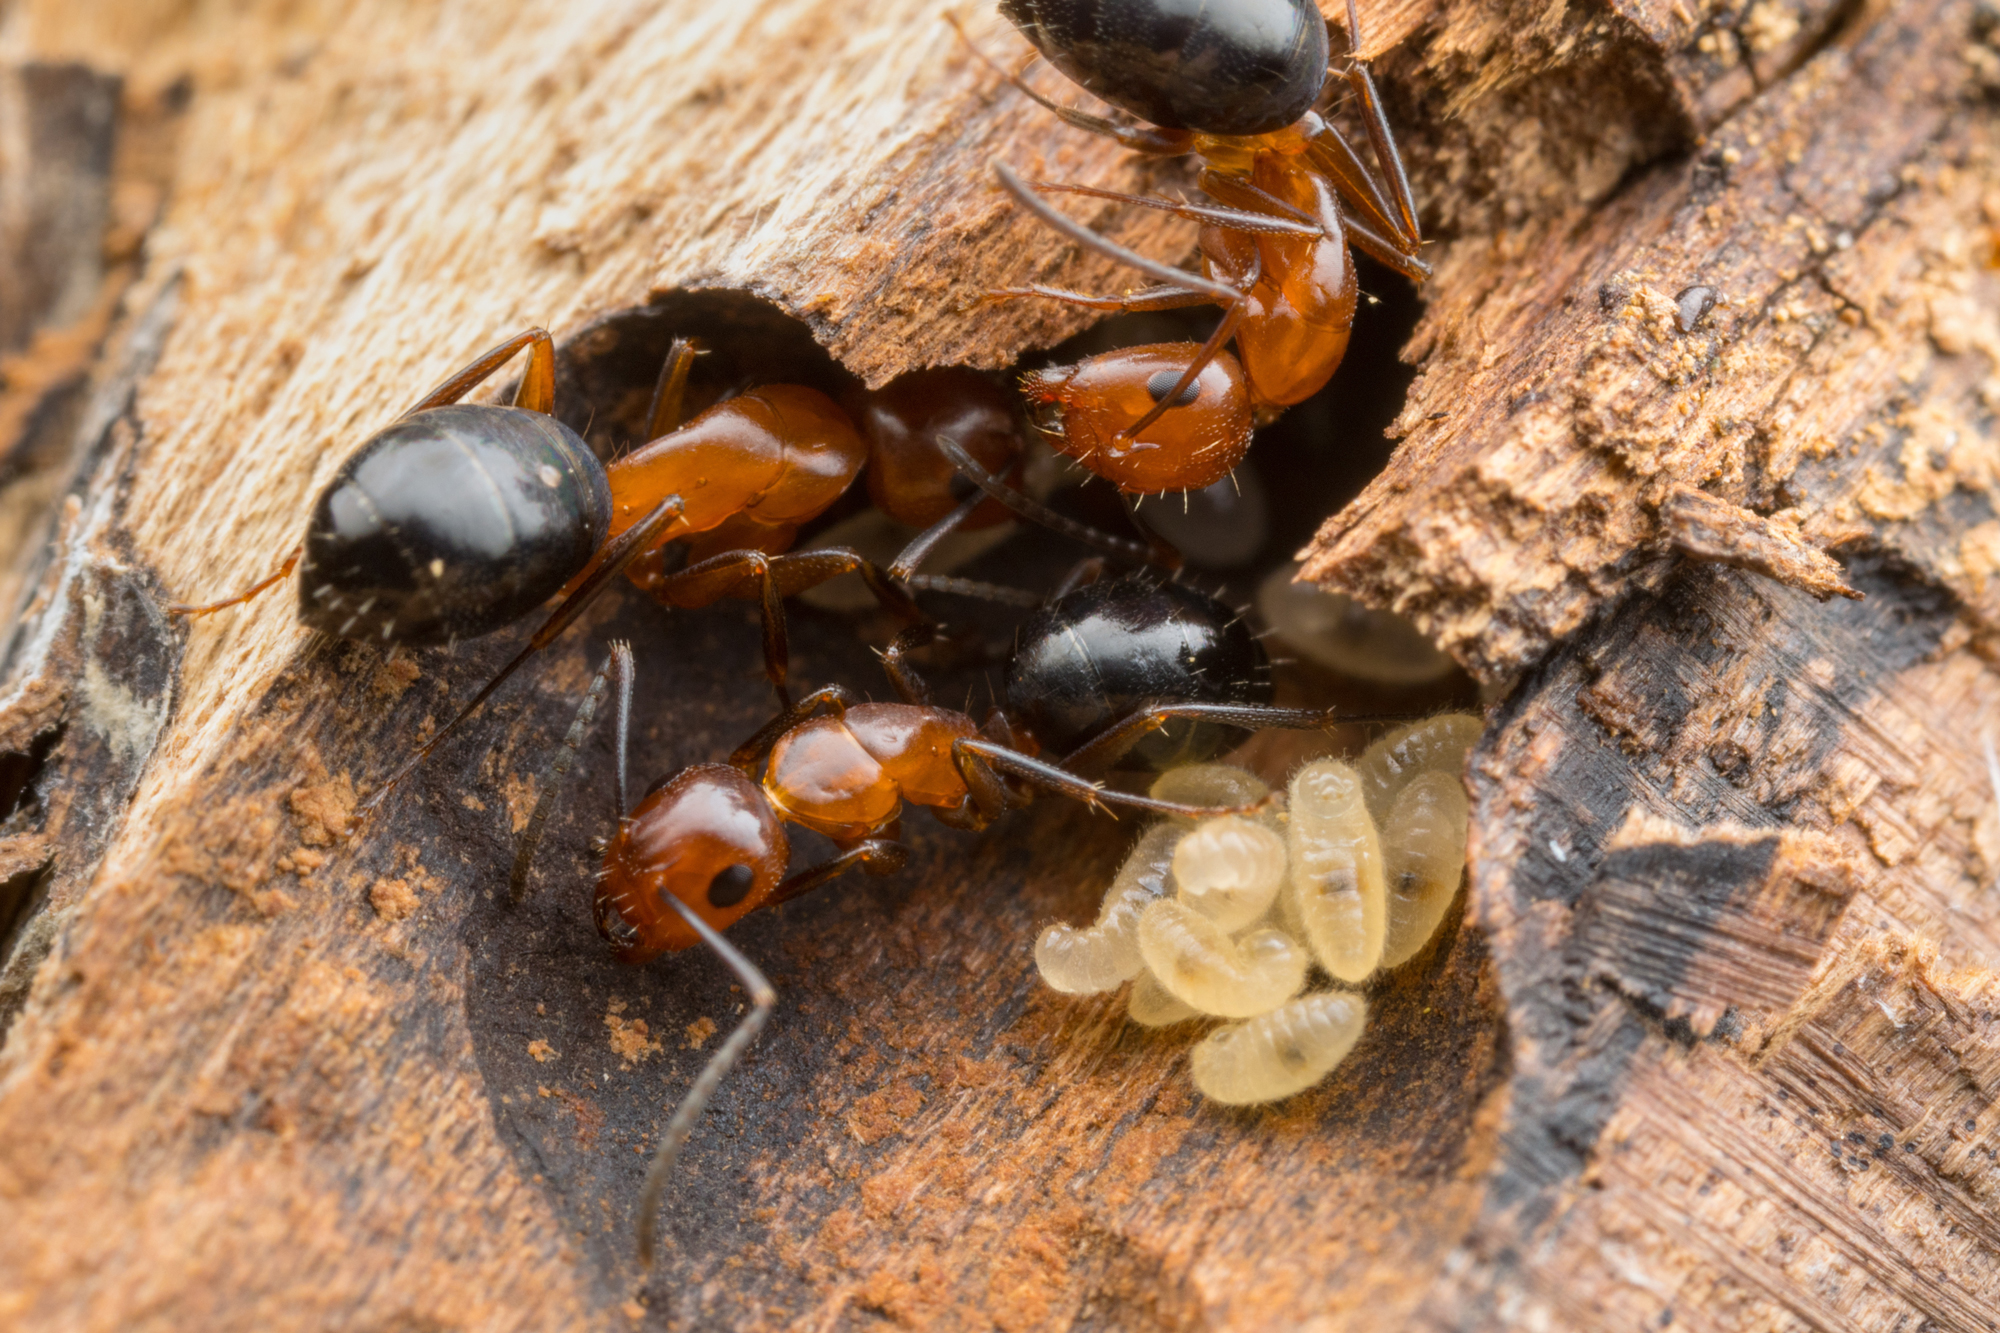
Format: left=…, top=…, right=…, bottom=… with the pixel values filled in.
left=1356, top=714, right=1484, bottom=828
left=1380, top=770, right=1471, bottom=968
left=1035, top=822, right=1181, bottom=993
left=1136, top=898, right=1307, bottom=1018
left=1172, top=815, right=1287, bottom=932
left=1283, top=760, right=1385, bottom=983
left=1150, top=762, right=1272, bottom=819
left=1190, top=992, right=1369, bottom=1106
left=1029, top=723, right=1478, bottom=1107
left=1127, top=970, right=1200, bottom=1027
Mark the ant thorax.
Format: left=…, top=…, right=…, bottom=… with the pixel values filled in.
left=1031, top=716, right=1480, bottom=1106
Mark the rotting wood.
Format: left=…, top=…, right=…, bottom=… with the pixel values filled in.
left=0, top=0, right=1999, bottom=1330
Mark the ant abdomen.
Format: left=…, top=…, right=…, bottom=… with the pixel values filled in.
left=998, top=0, right=1331, bottom=137
left=1019, top=343, right=1253, bottom=493
left=301, top=405, right=609, bottom=646
left=1189, top=992, right=1368, bottom=1106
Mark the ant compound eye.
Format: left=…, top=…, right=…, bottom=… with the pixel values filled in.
left=1144, top=369, right=1201, bottom=408
left=707, top=863, right=757, bottom=908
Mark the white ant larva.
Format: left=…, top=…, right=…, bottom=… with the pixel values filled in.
left=1189, top=992, right=1369, bottom=1106
left=1034, top=822, right=1182, bottom=994
left=1172, top=815, right=1288, bottom=932
left=1149, top=762, right=1272, bottom=820
left=1380, top=770, right=1470, bottom=968
left=1355, top=714, right=1484, bottom=828
left=1283, top=759, right=1386, bottom=983
left=1136, top=896, right=1308, bottom=1018
left=1127, top=970, right=1201, bottom=1027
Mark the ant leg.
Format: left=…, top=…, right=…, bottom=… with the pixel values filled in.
left=402, top=327, right=557, bottom=418
left=931, top=434, right=1175, bottom=570
left=1341, top=0, right=1422, bottom=249
left=1301, top=121, right=1404, bottom=252
left=166, top=544, right=301, bottom=618
left=643, top=337, right=703, bottom=440
left=995, top=160, right=1256, bottom=440
left=635, top=894, right=778, bottom=1269
left=1024, top=180, right=1322, bottom=237
left=768, top=838, right=908, bottom=906
left=353, top=494, right=683, bottom=821
left=1340, top=211, right=1431, bottom=283
left=728, top=684, right=865, bottom=773
left=508, top=641, right=634, bottom=904
left=947, top=14, right=1193, bottom=155
left=994, top=162, right=1238, bottom=308
left=649, top=547, right=932, bottom=706
left=1060, top=702, right=1422, bottom=778
left=1052, top=557, right=1107, bottom=599
left=952, top=738, right=1264, bottom=819
left=877, top=623, right=938, bottom=707
left=987, top=281, right=1215, bottom=314
left=888, top=493, right=981, bottom=582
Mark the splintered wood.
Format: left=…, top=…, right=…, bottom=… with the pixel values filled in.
left=1, top=0, right=2000, bottom=1329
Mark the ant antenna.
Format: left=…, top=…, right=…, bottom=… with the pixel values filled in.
left=635, top=896, right=777, bottom=1268
left=509, top=641, right=634, bottom=903
left=931, top=434, right=1178, bottom=571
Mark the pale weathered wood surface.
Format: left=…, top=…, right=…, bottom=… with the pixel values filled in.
left=2, top=0, right=2000, bottom=1329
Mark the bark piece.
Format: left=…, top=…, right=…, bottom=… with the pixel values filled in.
left=1306, top=0, right=1994, bottom=678
left=1661, top=484, right=1863, bottom=601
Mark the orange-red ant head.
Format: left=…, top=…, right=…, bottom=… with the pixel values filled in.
left=1019, top=343, right=1253, bottom=493
left=858, top=368, right=1023, bottom=529
left=595, top=764, right=790, bottom=965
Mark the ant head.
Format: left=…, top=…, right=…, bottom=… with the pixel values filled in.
left=595, top=764, right=790, bottom=965
left=1017, top=344, right=1252, bottom=493
left=857, top=367, right=1023, bottom=529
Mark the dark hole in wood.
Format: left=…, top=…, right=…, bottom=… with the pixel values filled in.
left=0, top=725, right=64, bottom=829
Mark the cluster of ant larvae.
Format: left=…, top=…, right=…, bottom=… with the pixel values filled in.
left=1033, top=714, right=1479, bottom=1106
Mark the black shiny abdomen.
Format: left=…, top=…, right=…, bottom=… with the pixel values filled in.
left=1006, top=575, right=1272, bottom=769
left=298, top=405, right=611, bottom=647
left=1000, top=0, right=1329, bottom=137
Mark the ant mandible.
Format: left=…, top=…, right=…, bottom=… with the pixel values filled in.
left=513, top=566, right=1404, bottom=1265
left=168, top=329, right=1038, bottom=815
left=958, top=0, right=1429, bottom=494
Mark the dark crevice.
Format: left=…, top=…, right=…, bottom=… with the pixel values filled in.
left=0, top=724, right=64, bottom=830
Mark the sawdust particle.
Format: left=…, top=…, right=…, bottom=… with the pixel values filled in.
left=847, top=1083, right=924, bottom=1145
left=369, top=654, right=421, bottom=700
left=370, top=877, right=418, bottom=921
left=606, top=1009, right=664, bottom=1066
left=684, top=1015, right=717, bottom=1050
left=528, top=1039, right=557, bottom=1063
left=290, top=773, right=356, bottom=846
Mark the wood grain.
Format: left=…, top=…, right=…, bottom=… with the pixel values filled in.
left=1, top=0, right=1998, bottom=1328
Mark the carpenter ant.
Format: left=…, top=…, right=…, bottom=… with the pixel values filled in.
left=168, top=330, right=1063, bottom=816
left=959, top=0, right=1428, bottom=491
left=512, top=564, right=1396, bottom=1265
left=1003, top=562, right=1273, bottom=770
